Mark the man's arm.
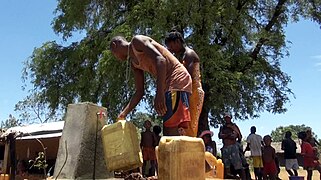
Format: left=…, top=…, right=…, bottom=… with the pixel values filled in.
left=184, top=49, right=199, bottom=75
left=245, top=143, right=251, bottom=152
left=233, top=124, right=242, bottom=141
left=281, top=140, right=285, bottom=150
left=117, top=67, right=144, bottom=119
left=131, top=36, right=167, bottom=115
left=218, top=126, right=229, bottom=139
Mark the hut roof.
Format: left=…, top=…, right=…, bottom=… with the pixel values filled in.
left=1, top=121, right=64, bottom=140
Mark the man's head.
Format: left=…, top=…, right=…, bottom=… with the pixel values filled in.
left=109, top=36, right=129, bottom=61
left=298, top=131, right=307, bottom=141
left=285, top=131, right=292, bottom=138
left=199, top=130, right=213, bottom=144
left=306, top=129, right=312, bottom=137
left=223, top=112, right=232, bottom=123
left=250, top=126, right=256, bottom=134
left=263, top=135, right=272, bottom=146
left=164, top=30, right=185, bottom=54
left=143, top=120, right=152, bottom=129
left=153, top=125, right=162, bottom=135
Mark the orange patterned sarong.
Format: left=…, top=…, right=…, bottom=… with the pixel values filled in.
left=185, top=63, right=204, bottom=137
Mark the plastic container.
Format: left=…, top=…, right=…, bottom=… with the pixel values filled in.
left=157, top=136, right=205, bottom=180
left=215, top=159, right=224, bottom=179
left=204, top=152, right=224, bottom=179
left=101, top=120, right=143, bottom=171
left=0, top=174, right=9, bottom=180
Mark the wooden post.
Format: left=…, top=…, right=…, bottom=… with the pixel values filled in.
left=2, top=140, right=10, bottom=174
left=8, top=133, right=15, bottom=180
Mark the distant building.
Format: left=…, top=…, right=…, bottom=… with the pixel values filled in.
left=0, top=121, right=64, bottom=177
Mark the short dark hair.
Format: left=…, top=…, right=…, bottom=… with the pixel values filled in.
left=164, top=29, right=185, bottom=45
left=250, top=126, right=256, bottom=133
left=298, top=131, right=307, bottom=140
left=153, top=125, right=162, bottom=135
left=109, top=35, right=127, bottom=50
left=263, top=135, right=272, bottom=142
left=285, top=131, right=292, bottom=138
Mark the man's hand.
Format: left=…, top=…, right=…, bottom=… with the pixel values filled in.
left=154, top=92, right=167, bottom=116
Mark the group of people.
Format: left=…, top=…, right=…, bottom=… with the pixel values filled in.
left=140, top=119, right=219, bottom=178
left=110, top=30, right=218, bottom=179
left=217, top=112, right=321, bottom=180
left=109, top=32, right=321, bottom=180
left=140, top=120, right=162, bottom=177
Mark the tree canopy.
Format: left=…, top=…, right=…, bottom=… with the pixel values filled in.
left=21, top=0, right=321, bottom=132
left=270, top=124, right=317, bottom=142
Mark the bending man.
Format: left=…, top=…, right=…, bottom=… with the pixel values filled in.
left=110, top=35, right=192, bottom=135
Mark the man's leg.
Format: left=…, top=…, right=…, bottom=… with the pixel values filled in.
left=142, top=160, right=147, bottom=177
left=286, top=169, right=294, bottom=176
left=231, top=144, right=246, bottom=180
left=293, top=169, right=298, bottom=176
left=254, top=167, right=263, bottom=180
left=221, top=147, right=234, bottom=178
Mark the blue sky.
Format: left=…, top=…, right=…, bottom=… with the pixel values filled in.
left=1, top=1, right=320, bottom=142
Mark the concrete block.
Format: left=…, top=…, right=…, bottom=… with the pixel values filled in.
left=54, top=102, right=113, bottom=179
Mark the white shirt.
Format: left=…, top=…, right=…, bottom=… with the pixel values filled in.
left=247, top=133, right=263, bottom=156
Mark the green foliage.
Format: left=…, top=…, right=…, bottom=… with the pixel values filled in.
left=270, top=124, right=315, bottom=142
left=130, top=112, right=163, bottom=132
left=1, top=114, right=21, bottom=129
left=21, top=0, right=321, bottom=128
left=14, top=92, right=63, bottom=124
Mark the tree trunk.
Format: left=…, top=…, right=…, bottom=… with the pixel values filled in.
left=198, top=105, right=210, bottom=135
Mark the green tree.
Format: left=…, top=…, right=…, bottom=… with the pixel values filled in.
left=1, top=114, right=21, bottom=129
left=270, top=124, right=315, bottom=142
left=22, top=0, right=321, bottom=132
left=130, top=112, right=163, bottom=132
left=14, top=91, right=63, bottom=124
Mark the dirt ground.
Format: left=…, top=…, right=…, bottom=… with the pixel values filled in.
left=278, top=167, right=320, bottom=179
left=249, top=167, right=320, bottom=179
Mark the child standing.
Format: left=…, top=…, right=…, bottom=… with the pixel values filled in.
left=140, top=120, right=156, bottom=177
left=199, top=130, right=217, bottom=156
left=153, top=125, right=162, bottom=147
left=152, top=125, right=162, bottom=175
left=298, top=131, right=321, bottom=180
left=262, top=135, right=277, bottom=180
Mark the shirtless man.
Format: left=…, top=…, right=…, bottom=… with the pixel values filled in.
left=218, top=112, right=246, bottom=179
left=110, top=35, right=192, bottom=135
left=165, top=30, right=204, bottom=137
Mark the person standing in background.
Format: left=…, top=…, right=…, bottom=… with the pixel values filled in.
left=219, top=113, right=246, bottom=179
left=140, top=120, right=157, bottom=177
left=245, top=126, right=264, bottom=180
left=281, top=131, right=299, bottom=177
left=199, top=130, right=217, bottom=156
left=262, top=135, right=277, bottom=180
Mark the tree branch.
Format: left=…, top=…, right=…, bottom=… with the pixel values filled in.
left=250, top=0, right=287, bottom=60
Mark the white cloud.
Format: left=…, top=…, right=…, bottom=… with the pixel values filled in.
left=315, top=62, right=321, bottom=67
left=311, top=55, right=321, bottom=59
